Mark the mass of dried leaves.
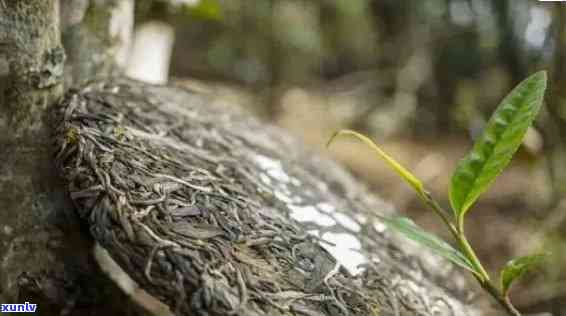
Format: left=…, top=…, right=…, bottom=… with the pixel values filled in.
left=51, top=78, right=481, bottom=316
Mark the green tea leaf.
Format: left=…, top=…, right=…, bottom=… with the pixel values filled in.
left=449, top=71, right=547, bottom=224
left=381, top=216, right=477, bottom=274
left=327, top=130, right=427, bottom=200
left=500, top=254, right=547, bottom=296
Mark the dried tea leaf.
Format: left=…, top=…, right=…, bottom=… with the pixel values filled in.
left=171, top=222, right=224, bottom=239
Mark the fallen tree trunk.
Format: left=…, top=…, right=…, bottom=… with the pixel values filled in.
left=52, top=77, right=493, bottom=315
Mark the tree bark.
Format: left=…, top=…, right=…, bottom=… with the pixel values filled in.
left=0, top=1, right=140, bottom=315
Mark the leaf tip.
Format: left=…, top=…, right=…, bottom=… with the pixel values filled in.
left=326, top=130, right=342, bottom=148
left=529, top=70, right=548, bottom=92
left=535, top=70, right=547, bottom=80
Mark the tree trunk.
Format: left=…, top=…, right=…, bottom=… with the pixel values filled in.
left=492, top=0, right=525, bottom=84
left=61, top=0, right=133, bottom=86
left=0, top=1, right=140, bottom=315
left=545, top=6, right=566, bottom=206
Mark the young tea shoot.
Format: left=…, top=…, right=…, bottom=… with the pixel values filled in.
left=327, top=71, right=548, bottom=316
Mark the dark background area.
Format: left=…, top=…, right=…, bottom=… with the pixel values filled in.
left=136, top=1, right=566, bottom=314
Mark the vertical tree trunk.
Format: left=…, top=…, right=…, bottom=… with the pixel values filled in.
left=61, top=0, right=133, bottom=86
left=492, top=0, right=525, bottom=84
left=0, top=1, right=139, bottom=314
left=545, top=6, right=566, bottom=205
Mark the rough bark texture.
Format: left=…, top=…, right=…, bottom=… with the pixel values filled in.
left=53, top=78, right=495, bottom=316
left=0, top=1, right=141, bottom=315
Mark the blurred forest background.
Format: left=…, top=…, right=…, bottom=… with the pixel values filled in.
left=134, top=0, right=566, bottom=314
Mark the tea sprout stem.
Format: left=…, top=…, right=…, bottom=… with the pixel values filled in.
left=456, top=232, right=490, bottom=282
left=420, top=192, right=522, bottom=316
left=481, top=278, right=522, bottom=316
left=421, top=191, right=458, bottom=238
left=421, top=192, right=489, bottom=280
